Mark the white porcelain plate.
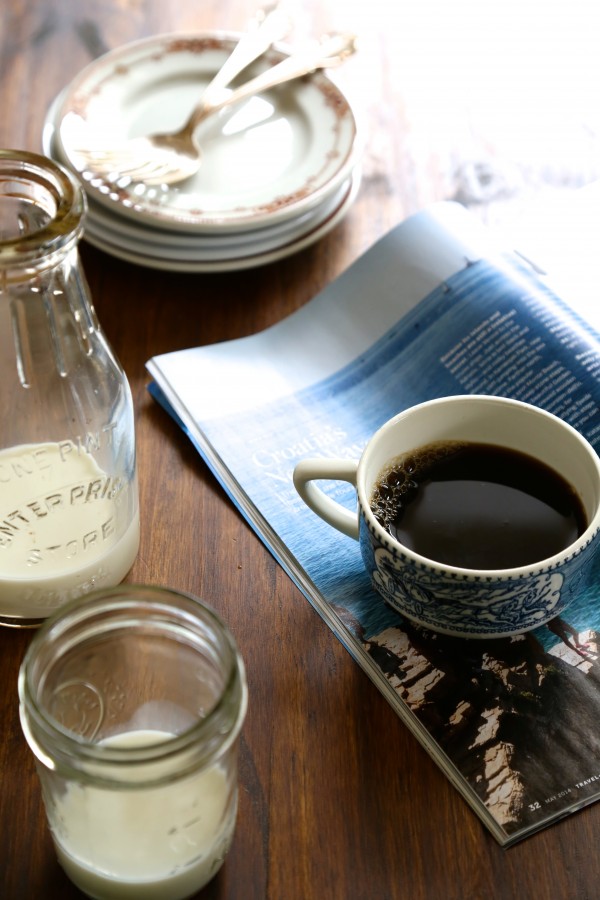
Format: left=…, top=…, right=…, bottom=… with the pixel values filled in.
left=44, top=89, right=354, bottom=252
left=55, top=32, right=359, bottom=233
left=82, top=170, right=361, bottom=272
left=85, top=176, right=356, bottom=261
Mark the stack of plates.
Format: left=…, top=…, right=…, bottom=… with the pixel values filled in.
left=42, top=32, right=362, bottom=272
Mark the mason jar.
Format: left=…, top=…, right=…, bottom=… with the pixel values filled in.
left=18, top=584, right=248, bottom=900
left=0, top=150, right=139, bottom=626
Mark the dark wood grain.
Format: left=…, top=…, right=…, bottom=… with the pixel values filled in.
left=2, top=2, right=600, bottom=898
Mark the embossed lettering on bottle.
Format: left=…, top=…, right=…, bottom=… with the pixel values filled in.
left=0, top=440, right=139, bottom=613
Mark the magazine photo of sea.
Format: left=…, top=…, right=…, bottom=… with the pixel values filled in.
left=148, top=205, right=600, bottom=846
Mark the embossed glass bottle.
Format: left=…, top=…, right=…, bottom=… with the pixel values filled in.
left=0, top=150, right=139, bottom=626
left=18, top=585, right=248, bottom=900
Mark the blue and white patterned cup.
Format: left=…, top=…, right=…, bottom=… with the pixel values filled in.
left=293, top=395, right=600, bottom=639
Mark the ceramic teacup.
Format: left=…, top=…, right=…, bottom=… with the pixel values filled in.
left=293, top=395, right=600, bottom=638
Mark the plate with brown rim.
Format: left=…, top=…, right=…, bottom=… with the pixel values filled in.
left=54, top=32, right=360, bottom=234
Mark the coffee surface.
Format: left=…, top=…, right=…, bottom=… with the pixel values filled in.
left=370, top=441, right=587, bottom=570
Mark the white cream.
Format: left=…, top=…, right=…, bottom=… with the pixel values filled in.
left=0, top=442, right=139, bottom=618
left=52, top=730, right=236, bottom=900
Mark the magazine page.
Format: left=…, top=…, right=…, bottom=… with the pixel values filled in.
left=147, top=201, right=600, bottom=846
left=149, top=203, right=491, bottom=422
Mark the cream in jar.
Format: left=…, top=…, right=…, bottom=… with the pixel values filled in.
left=52, top=730, right=236, bottom=900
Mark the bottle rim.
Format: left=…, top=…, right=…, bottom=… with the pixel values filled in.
left=0, top=149, right=86, bottom=265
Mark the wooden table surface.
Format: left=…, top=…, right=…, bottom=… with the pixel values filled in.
left=2, top=1, right=600, bottom=898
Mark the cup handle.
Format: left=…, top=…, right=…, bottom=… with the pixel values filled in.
left=293, top=458, right=360, bottom=540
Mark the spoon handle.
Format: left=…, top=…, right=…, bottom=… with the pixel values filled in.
left=202, top=3, right=292, bottom=104
left=186, top=32, right=358, bottom=133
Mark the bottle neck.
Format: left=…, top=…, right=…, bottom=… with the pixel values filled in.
left=0, top=150, right=85, bottom=276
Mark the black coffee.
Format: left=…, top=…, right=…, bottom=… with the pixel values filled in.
left=370, top=441, right=587, bottom=570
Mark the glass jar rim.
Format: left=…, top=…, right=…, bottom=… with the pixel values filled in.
left=18, top=585, right=248, bottom=784
left=0, top=149, right=85, bottom=265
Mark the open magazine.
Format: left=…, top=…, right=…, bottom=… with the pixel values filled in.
left=146, top=201, right=600, bottom=846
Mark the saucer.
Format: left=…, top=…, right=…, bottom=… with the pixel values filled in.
left=82, top=169, right=360, bottom=271
left=54, top=32, right=360, bottom=233
left=83, top=176, right=356, bottom=261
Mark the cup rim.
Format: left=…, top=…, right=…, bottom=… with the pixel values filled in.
left=357, top=394, right=600, bottom=579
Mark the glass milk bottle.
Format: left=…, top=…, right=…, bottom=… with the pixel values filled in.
left=19, top=585, right=248, bottom=900
left=0, top=150, right=139, bottom=626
